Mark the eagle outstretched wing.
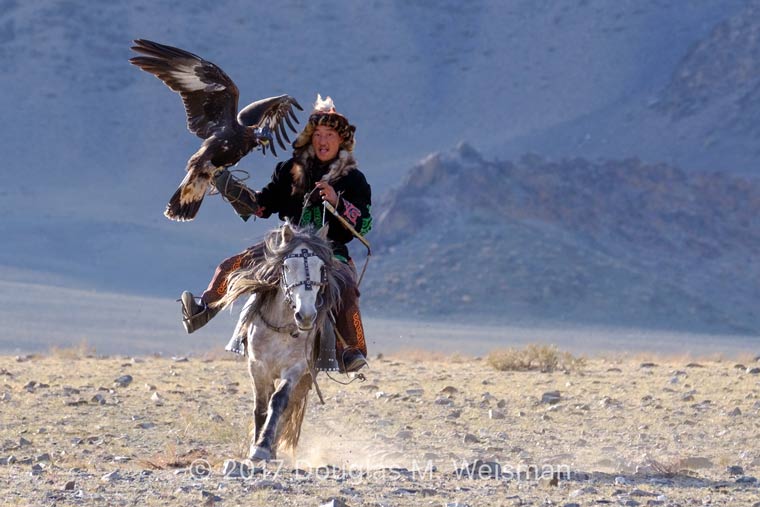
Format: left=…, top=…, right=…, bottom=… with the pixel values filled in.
left=237, top=95, right=302, bottom=156
left=129, top=39, right=240, bottom=140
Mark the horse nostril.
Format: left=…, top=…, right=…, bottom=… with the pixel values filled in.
left=295, top=311, right=303, bottom=322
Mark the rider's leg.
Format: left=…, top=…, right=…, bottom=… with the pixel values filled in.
left=334, top=261, right=368, bottom=372
left=181, top=251, right=250, bottom=334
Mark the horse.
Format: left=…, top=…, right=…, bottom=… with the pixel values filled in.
left=215, top=223, right=352, bottom=461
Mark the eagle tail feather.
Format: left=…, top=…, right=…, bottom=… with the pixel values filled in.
left=164, top=182, right=206, bottom=221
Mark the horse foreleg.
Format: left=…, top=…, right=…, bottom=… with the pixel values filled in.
left=249, top=377, right=293, bottom=461
left=251, top=386, right=269, bottom=444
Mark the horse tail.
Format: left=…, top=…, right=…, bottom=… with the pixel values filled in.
left=277, top=376, right=311, bottom=455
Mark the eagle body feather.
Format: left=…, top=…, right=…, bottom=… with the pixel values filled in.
left=129, top=39, right=302, bottom=221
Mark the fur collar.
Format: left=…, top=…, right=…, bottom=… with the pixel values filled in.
left=290, top=147, right=357, bottom=196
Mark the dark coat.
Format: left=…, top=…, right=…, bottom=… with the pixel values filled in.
left=255, top=148, right=372, bottom=261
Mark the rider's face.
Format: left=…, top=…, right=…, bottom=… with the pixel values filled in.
left=312, top=125, right=341, bottom=162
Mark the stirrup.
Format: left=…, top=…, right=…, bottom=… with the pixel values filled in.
left=341, top=349, right=368, bottom=373
left=224, top=335, right=246, bottom=356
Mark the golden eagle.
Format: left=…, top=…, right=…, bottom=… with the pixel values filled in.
left=129, top=39, right=302, bottom=221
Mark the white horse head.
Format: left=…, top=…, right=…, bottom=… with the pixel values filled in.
left=279, top=223, right=330, bottom=331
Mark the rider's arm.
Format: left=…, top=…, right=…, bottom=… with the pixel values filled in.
left=213, top=170, right=260, bottom=221
left=332, top=170, right=372, bottom=238
left=255, top=161, right=292, bottom=219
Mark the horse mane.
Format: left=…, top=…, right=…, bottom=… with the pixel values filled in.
left=214, top=224, right=352, bottom=328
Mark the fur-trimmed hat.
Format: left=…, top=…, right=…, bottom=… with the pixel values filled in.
left=292, top=94, right=356, bottom=152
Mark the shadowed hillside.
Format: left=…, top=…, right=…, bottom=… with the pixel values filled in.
left=363, top=144, right=760, bottom=335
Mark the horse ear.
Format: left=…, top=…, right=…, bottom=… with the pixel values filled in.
left=280, top=222, right=294, bottom=245
left=316, top=223, right=329, bottom=241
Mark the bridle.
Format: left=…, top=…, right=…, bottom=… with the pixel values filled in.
left=281, top=248, right=328, bottom=310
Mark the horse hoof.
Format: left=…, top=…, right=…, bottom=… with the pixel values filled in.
left=248, top=446, right=272, bottom=462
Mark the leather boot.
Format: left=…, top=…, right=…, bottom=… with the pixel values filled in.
left=334, top=284, right=368, bottom=373
left=180, top=291, right=219, bottom=334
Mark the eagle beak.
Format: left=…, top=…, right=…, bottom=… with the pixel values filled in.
left=254, top=126, right=273, bottom=146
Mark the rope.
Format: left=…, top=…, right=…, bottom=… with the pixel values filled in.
left=305, top=332, right=326, bottom=405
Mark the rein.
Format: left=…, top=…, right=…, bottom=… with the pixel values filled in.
left=281, top=248, right=328, bottom=309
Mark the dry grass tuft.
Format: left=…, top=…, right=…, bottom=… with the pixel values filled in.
left=139, top=443, right=208, bottom=470
left=48, top=340, right=96, bottom=359
left=486, top=344, right=585, bottom=372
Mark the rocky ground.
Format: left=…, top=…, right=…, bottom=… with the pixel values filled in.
left=1, top=350, right=760, bottom=506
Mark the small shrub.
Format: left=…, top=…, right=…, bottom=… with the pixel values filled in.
left=486, top=344, right=585, bottom=372
left=48, top=340, right=96, bottom=359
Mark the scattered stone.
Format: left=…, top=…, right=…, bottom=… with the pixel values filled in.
left=201, top=490, right=222, bottom=504
left=0, top=392, right=10, bottom=402
left=252, top=479, right=283, bottom=490
left=630, top=489, right=657, bottom=497
left=113, top=375, right=133, bottom=388
left=101, top=470, right=121, bottom=482
left=541, top=391, right=561, bottom=404
left=172, top=356, right=189, bottom=362
left=406, top=388, right=424, bottom=396
left=395, top=430, right=413, bottom=440
left=727, top=465, right=744, bottom=477
left=150, top=392, right=164, bottom=406
left=463, top=433, right=480, bottom=444
left=36, top=453, right=51, bottom=462
left=569, top=486, right=598, bottom=497
left=734, top=364, right=746, bottom=370
left=607, top=367, right=622, bottom=372
left=30, top=463, right=44, bottom=476
left=136, top=422, right=156, bottom=430
left=640, top=362, right=657, bottom=368
left=465, top=460, right=501, bottom=479
left=488, top=409, right=505, bottom=420
left=145, top=384, right=157, bottom=391
left=222, top=459, right=251, bottom=478
left=615, top=476, right=630, bottom=485
left=19, top=437, right=31, bottom=447
left=113, top=456, right=131, bottom=462
left=0, top=456, right=16, bottom=465
left=91, top=394, right=106, bottom=405
left=728, top=407, right=742, bottom=416
left=210, top=413, right=224, bottom=423
left=736, top=476, right=758, bottom=484
left=434, top=397, right=452, bottom=405
left=447, top=409, right=462, bottom=419
left=685, top=363, right=704, bottom=368
left=63, top=480, right=76, bottom=491
left=440, top=386, right=458, bottom=395
left=747, top=367, right=760, bottom=375
left=320, top=499, right=348, bottom=507
left=496, top=399, right=507, bottom=408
